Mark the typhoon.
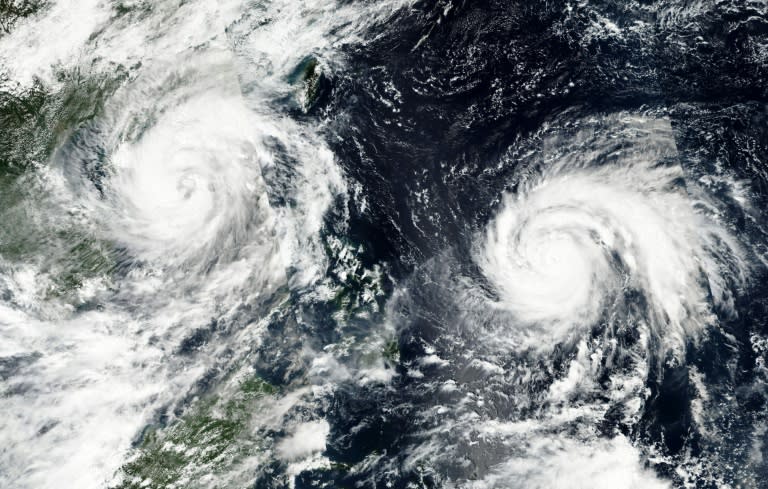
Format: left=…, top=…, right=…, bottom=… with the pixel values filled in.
left=1, top=1, right=768, bottom=489
left=480, top=117, right=747, bottom=353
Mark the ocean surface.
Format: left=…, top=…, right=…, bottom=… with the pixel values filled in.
left=1, top=1, right=767, bottom=488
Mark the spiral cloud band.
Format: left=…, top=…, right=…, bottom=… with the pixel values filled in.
left=479, top=118, right=747, bottom=357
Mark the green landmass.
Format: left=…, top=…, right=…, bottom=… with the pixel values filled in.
left=116, top=376, right=277, bottom=489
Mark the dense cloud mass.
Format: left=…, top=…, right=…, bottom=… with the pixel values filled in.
left=0, top=1, right=767, bottom=488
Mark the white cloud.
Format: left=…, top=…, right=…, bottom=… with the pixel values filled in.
left=277, top=420, right=330, bottom=462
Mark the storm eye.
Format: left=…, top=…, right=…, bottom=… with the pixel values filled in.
left=177, top=175, right=197, bottom=199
